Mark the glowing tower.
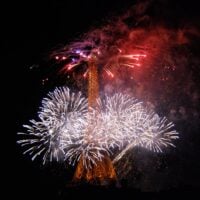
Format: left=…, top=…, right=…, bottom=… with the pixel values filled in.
left=73, top=56, right=117, bottom=184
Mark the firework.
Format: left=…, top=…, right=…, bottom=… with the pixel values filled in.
left=95, top=93, right=179, bottom=163
left=17, top=87, right=178, bottom=169
left=51, top=28, right=147, bottom=79
left=17, top=87, right=88, bottom=164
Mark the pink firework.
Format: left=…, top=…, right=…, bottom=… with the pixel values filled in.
left=51, top=24, right=147, bottom=79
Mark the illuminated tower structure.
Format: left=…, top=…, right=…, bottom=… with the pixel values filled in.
left=73, top=55, right=117, bottom=184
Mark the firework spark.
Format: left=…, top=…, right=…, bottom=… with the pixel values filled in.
left=17, top=87, right=178, bottom=169
left=17, top=87, right=88, bottom=164
left=95, top=93, right=179, bottom=163
left=51, top=26, right=147, bottom=79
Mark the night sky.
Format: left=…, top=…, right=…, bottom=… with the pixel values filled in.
left=5, top=0, right=200, bottom=198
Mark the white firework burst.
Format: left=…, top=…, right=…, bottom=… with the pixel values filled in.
left=103, top=94, right=179, bottom=164
left=17, top=87, right=88, bottom=164
left=17, top=87, right=179, bottom=169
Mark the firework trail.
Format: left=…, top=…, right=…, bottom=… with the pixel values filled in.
left=17, top=87, right=178, bottom=169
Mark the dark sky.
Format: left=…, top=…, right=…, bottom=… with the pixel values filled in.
left=5, top=0, right=200, bottom=198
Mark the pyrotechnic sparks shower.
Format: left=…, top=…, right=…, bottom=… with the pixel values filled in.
left=17, top=87, right=88, bottom=164
left=53, top=48, right=146, bottom=79
left=51, top=18, right=147, bottom=81
left=17, top=87, right=179, bottom=169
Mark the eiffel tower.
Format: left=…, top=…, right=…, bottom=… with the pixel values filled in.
left=73, top=56, right=117, bottom=185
